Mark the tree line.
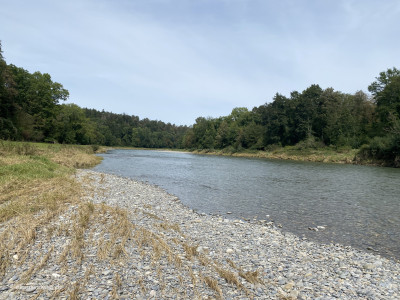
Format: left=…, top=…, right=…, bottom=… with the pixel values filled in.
left=183, top=87, right=375, bottom=150
left=0, top=42, right=188, bottom=148
left=1, top=42, right=399, bottom=165
left=181, top=69, right=400, bottom=165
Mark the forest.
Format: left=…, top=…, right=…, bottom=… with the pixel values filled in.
left=1, top=42, right=399, bottom=166
left=0, top=42, right=188, bottom=148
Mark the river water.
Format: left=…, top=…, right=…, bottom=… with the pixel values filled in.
left=93, top=149, right=400, bottom=260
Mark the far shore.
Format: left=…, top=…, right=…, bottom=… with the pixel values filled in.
left=110, top=146, right=390, bottom=167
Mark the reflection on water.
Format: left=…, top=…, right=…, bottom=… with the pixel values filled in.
left=94, top=149, right=400, bottom=260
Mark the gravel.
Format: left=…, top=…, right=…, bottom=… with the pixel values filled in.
left=1, top=169, right=399, bottom=299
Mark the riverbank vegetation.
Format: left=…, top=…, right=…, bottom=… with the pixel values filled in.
left=0, top=141, right=268, bottom=298
left=183, top=69, right=400, bottom=167
left=0, top=141, right=102, bottom=222
left=192, top=145, right=358, bottom=164
left=1, top=41, right=399, bottom=166
left=0, top=141, right=101, bottom=279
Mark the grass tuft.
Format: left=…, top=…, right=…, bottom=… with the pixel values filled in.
left=239, top=270, right=263, bottom=284
left=203, top=276, right=223, bottom=299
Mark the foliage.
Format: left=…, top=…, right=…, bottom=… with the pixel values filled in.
left=183, top=87, right=376, bottom=152
left=0, top=42, right=188, bottom=148
left=1, top=41, right=400, bottom=166
left=358, top=114, right=400, bottom=167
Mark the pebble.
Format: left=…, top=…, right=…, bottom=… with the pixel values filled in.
left=0, top=169, right=399, bottom=300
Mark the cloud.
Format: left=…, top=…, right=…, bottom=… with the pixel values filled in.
left=1, top=0, right=400, bottom=125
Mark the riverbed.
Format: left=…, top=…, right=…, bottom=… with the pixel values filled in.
left=93, top=149, right=400, bottom=260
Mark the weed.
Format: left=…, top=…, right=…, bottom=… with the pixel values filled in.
left=69, top=282, right=80, bottom=300
left=51, top=286, right=66, bottom=299
left=198, top=254, right=210, bottom=266
left=20, top=246, right=54, bottom=283
left=111, top=273, right=122, bottom=299
left=143, top=211, right=163, bottom=221
left=203, top=276, right=223, bottom=299
left=239, top=270, right=263, bottom=284
left=29, top=289, right=43, bottom=300
left=182, top=242, right=198, bottom=260
left=215, top=265, right=243, bottom=288
left=138, top=276, right=146, bottom=294
left=158, top=222, right=182, bottom=233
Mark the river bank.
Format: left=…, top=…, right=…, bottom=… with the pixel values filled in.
left=111, top=145, right=391, bottom=167
left=2, top=169, right=399, bottom=299
left=191, top=147, right=361, bottom=165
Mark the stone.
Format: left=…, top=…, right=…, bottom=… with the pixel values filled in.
left=149, top=290, right=157, bottom=297
left=289, top=290, right=299, bottom=298
left=283, top=281, right=295, bottom=291
left=363, top=263, right=374, bottom=270
left=25, top=286, right=37, bottom=293
left=3, top=169, right=397, bottom=300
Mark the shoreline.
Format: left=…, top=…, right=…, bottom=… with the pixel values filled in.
left=112, top=147, right=392, bottom=168
left=2, top=170, right=398, bottom=299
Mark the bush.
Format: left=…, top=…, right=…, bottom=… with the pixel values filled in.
left=358, top=134, right=400, bottom=167
left=294, top=136, right=325, bottom=150
left=91, top=144, right=100, bottom=153
left=264, top=143, right=281, bottom=152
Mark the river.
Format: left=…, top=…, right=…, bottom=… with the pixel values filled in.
left=93, top=149, right=400, bottom=260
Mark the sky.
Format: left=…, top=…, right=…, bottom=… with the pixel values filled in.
left=1, top=0, right=400, bottom=125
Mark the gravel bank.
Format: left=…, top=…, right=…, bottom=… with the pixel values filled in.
left=1, top=170, right=399, bottom=299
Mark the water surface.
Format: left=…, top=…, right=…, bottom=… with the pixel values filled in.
left=94, top=149, right=400, bottom=260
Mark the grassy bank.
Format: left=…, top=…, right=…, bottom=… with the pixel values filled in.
left=108, top=145, right=360, bottom=164
left=0, top=141, right=104, bottom=278
left=191, top=146, right=359, bottom=164
left=0, top=141, right=267, bottom=298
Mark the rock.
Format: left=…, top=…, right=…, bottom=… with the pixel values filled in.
left=283, top=281, right=295, bottom=291
left=5, top=169, right=395, bottom=300
left=25, top=286, right=37, bottom=293
left=363, top=263, right=375, bottom=270
left=289, top=290, right=299, bottom=298
left=149, top=290, right=157, bottom=297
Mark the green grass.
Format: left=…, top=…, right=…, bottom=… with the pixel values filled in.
left=191, top=145, right=358, bottom=164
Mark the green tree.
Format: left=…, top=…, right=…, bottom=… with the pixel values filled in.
left=54, top=104, right=96, bottom=144
left=0, top=42, right=18, bottom=139
left=368, top=67, right=400, bottom=127
left=7, top=65, right=69, bottom=141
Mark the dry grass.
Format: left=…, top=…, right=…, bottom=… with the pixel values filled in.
left=0, top=140, right=264, bottom=298
left=203, top=276, right=223, bottom=299
left=239, top=270, right=263, bottom=285
left=182, top=242, right=198, bottom=260
left=215, top=265, right=243, bottom=288
left=192, top=146, right=358, bottom=165
left=0, top=141, right=100, bottom=281
left=68, top=282, right=80, bottom=300
left=158, top=221, right=182, bottom=234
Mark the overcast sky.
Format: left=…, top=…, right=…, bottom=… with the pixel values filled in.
left=1, top=0, right=399, bottom=125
